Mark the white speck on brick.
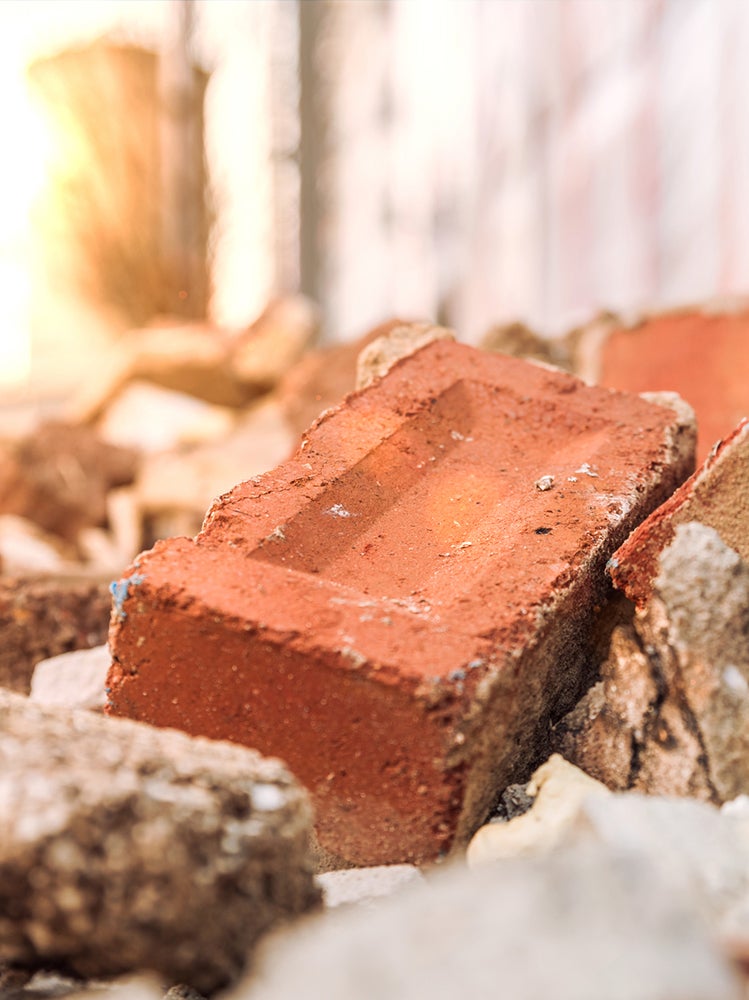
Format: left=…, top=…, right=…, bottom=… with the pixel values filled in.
left=575, top=463, right=599, bottom=477
left=326, top=503, right=353, bottom=518
left=535, top=475, right=555, bottom=491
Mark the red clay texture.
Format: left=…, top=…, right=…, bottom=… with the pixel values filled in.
left=106, top=341, right=695, bottom=866
left=592, top=308, right=749, bottom=463
left=609, top=417, right=749, bottom=607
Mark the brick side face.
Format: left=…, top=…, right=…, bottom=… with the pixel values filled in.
left=107, top=341, right=695, bottom=864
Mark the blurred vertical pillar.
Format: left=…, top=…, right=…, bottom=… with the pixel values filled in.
left=298, top=0, right=331, bottom=309
left=268, top=0, right=301, bottom=296
left=158, top=0, right=209, bottom=319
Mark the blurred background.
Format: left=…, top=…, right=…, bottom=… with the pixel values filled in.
left=1, top=0, right=747, bottom=397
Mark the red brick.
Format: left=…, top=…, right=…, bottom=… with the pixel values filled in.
left=106, top=341, right=695, bottom=865
left=588, top=308, right=749, bottom=463
left=609, top=417, right=749, bottom=607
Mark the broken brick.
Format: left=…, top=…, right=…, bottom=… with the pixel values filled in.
left=106, top=340, right=695, bottom=866
left=578, top=307, right=749, bottom=463
left=609, top=418, right=749, bottom=607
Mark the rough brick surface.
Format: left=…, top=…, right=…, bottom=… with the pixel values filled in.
left=0, top=577, right=111, bottom=694
left=107, top=340, right=695, bottom=866
left=580, top=308, right=749, bottom=463
left=0, top=690, right=319, bottom=992
left=609, top=418, right=749, bottom=606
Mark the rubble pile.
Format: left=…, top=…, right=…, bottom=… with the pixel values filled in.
left=1, top=300, right=749, bottom=997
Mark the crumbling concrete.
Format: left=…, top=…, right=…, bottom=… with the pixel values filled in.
left=555, top=523, right=749, bottom=802
left=0, top=577, right=111, bottom=694
left=355, top=322, right=455, bottom=389
left=0, top=422, right=138, bottom=551
left=0, top=690, right=320, bottom=993
left=466, top=754, right=609, bottom=864
left=107, top=338, right=695, bottom=866
left=30, top=645, right=110, bottom=711
left=236, top=846, right=740, bottom=1000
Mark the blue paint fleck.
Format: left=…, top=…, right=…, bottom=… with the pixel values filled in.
left=110, top=573, right=146, bottom=621
left=448, top=668, right=466, bottom=683
left=606, top=556, right=619, bottom=572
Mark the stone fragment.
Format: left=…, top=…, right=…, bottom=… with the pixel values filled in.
left=97, top=381, right=236, bottom=454
left=229, top=295, right=321, bottom=391
left=0, top=690, right=320, bottom=992
left=355, top=321, right=455, bottom=389
left=466, top=754, right=609, bottom=865
left=67, top=321, right=247, bottom=424
left=480, top=319, right=574, bottom=370
left=30, top=645, right=110, bottom=711
left=235, top=846, right=739, bottom=1000
left=0, top=515, right=77, bottom=576
left=556, top=523, right=749, bottom=802
left=567, top=793, right=749, bottom=945
left=0, top=422, right=138, bottom=548
left=575, top=305, right=749, bottom=462
left=135, top=398, right=294, bottom=541
left=0, top=577, right=111, bottom=694
left=317, top=865, right=423, bottom=908
left=610, top=417, right=749, bottom=606
left=32, top=973, right=163, bottom=1000
left=107, top=340, right=695, bottom=866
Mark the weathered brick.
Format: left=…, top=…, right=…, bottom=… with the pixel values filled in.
left=609, top=418, right=749, bottom=607
left=577, top=307, right=749, bottom=463
left=107, top=340, right=695, bottom=865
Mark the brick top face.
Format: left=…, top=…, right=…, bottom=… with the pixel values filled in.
left=195, top=341, right=688, bottom=672
left=108, top=341, right=694, bottom=864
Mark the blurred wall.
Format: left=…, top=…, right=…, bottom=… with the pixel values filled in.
left=298, top=0, right=749, bottom=340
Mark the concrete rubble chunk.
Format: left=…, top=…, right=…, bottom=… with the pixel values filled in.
left=233, top=846, right=740, bottom=1000
left=96, top=381, right=236, bottom=454
left=30, top=644, right=111, bottom=711
left=556, top=523, right=749, bottom=803
left=229, top=295, right=321, bottom=391
left=0, top=422, right=138, bottom=550
left=355, top=321, right=456, bottom=389
left=0, top=577, right=111, bottom=694
left=466, top=754, right=610, bottom=865
left=107, top=339, right=696, bottom=866
left=0, top=690, right=320, bottom=993
left=317, top=865, right=423, bottom=909
left=479, top=318, right=574, bottom=371
left=610, top=417, right=749, bottom=606
left=0, top=515, right=77, bottom=576
left=135, top=398, right=294, bottom=539
left=567, top=793, right=749, bottom=947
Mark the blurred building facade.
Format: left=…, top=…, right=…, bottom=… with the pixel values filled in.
left=286, top=0, right=749, bottom=340
left=3, top=0, right=749, bottom=396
